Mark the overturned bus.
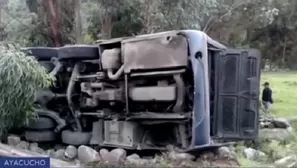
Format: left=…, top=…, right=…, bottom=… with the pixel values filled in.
left=23, top=30, right=261, bottom=151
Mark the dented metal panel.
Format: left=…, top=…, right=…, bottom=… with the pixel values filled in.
left=103, top=121, right=143, bottom=147
left=122, top=33, right=188, bottom=73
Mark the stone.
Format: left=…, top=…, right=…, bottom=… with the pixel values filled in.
left=53, top=149, right=66, bottom=160
left=29, top=142, right=38, bottom=148
left=65, top=145, right=77, bottom=160
left=127, top=153, right=140, bottom=160
left=99, top=148, right=128, bottom=163
left=244, top=148, right=255, bottom=160
left=16, top=141, right=29, bottom=150
left=168, top=151, right=195, bottom=162
left=126, top=153, right=146, bottom=164
left=99, top=148, right=109, bottom=162
left=217, top=146, right=233, bottom=158
left=259, top=128, right=293, bottom=142
left=46, top=149, right=55, bottom=157
left=262, top=121, right=272, bottom=128
left=28, top=143, right=44, bottom=154
left=288, top=127, right=294, bottom=133
left=77, top=145, right=101, bottom=164
left=260, top=122, right=265, bottom=128
left=273, top=118, right=290, bottom=128
left=7, top=135, right=21, bottom=146
left=243, top=148, right=265, bottom=160
left=107, top=148, right=127, bottom=163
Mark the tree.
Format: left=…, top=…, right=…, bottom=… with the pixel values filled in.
left=0, top=43, right=54, bottom=134
left=87, top=0, right=144, bottom=39
left=74, top=0, right=83, bottom=43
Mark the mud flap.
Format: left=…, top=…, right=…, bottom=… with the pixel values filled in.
left=212, top=49, right=261, bottom=140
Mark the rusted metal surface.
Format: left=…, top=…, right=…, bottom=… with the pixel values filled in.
left=122, top=33, right=188, bottom=73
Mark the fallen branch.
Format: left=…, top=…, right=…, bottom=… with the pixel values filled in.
left=0, top=143, right=80, bottom=168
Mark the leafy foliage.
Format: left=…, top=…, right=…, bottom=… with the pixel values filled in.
left=87, top=0, right=144, bottom=39
left=3, top=0, right=37, bottom=46
left=0, top=43, right=54, bottom=134
left=2, top=0, right=297, bottom=69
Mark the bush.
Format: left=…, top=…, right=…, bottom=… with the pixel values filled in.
left=0, top=43, right=54, bottom=134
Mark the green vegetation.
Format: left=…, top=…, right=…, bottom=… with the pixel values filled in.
left=0, top=43, right=54, bottom=134
left=232, top=71, right=297, bottom=167
left=261, top=71, right=297, bottom=118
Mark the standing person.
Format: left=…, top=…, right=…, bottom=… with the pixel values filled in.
left=262, top=82, right=273, bottom=117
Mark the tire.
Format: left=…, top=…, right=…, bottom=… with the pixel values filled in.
left=61, top=130, right=91, bottom=146
left=58, top=45, right=99, bottom=60
left=24, top=47, right=58, bottom=60
left=25, top=130, right=57, bottom=142
left=26, top=117, right=56, bottom=130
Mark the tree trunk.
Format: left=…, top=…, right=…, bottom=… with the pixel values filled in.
left=282, top=38, right=287, bottom=68
left=74, top=0, right=83, bottom=43
left=99, top=10, right=113, bottom=39
left=42, top=0, right=63, bottom=47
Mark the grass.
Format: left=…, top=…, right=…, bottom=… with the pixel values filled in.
left=261, top=71, right=297, bottom=118
left=234, top=71, right=297, bottom=167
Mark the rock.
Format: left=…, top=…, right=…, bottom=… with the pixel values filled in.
left=168, top=151, right=195, bottom=162
left=260, top=122, right=265, bottom=128
left=217, top=146, right=233, bottom=158
left=107, top=148, right=127, bottom=163
left=288, top=127, right=294, bottom=133
left=99, top=148, right=128, bottom=163
left=127, top=153, right=141, bottom=160
left=127, top=153, right=142, bottom=165
left=35, top=147, right=44, bottom=154
left=46, top=149, right=55, bottom=157
left=126, top=153, right=147, bottom=165
left=263, top=121, right=270, bottom=125
left=16, top=141, right=29, bottom=150
left=259, top=128, right=293, bottom=142
left=273, top=118, right=290, bottom=128
left=243, top=148, right=265, bottom=160
left=28, top=143, right=44, bottom=154
left=244, top=148, right=257, bottom=160
left=53, top=149, right=66, bottom=160
left=275, top=155, right=297, bottom=166
left=65, top=145, right=77, bottom=160
left=29, top=142, right=38, bottom=148
left=99, top=148, right=109, bottom=162
left=7, top=135, right=21, bottom=146
left=77, top=145, right=101, bottom=164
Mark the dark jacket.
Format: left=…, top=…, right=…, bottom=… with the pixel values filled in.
left=262, top=88, right=273, bottom=103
